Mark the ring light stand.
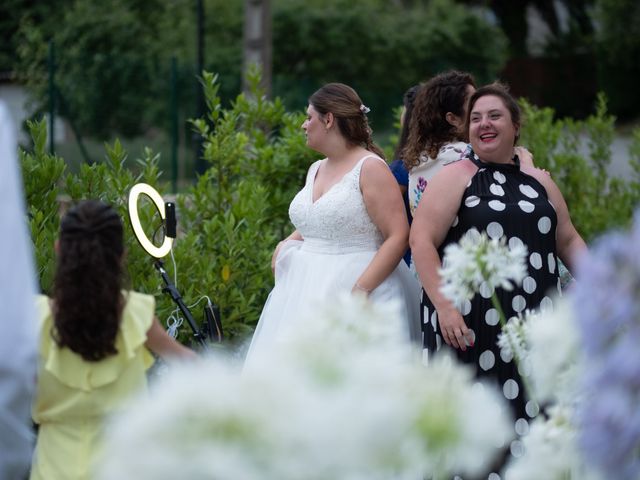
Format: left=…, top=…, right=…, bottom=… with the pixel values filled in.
left=128, top=183, right=221, bottom=349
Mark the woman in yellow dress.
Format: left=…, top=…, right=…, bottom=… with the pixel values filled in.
left=30, top=200, right=195, bottom=480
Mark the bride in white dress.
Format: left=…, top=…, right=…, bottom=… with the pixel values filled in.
left=245, top=83, right=420, bottom=364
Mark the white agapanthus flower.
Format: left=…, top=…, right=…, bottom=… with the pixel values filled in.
left=504, top=406, right=603, bottom=480
left=440, top=229, right=528, bottom=309
left=525, top=298, right=582, bottom=405
left=96, top=294, right=511, bottom=480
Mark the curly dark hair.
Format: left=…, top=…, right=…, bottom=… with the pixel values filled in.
left=52, top=200, right=125, bottom=362
left=309, top=82, right=385, bottom=160
left=393, top=85, right=420, bottom=161
left=402, top=71, right=476, bottom=170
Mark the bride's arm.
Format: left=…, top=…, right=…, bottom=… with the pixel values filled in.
left=354, top=159, right=409, bottom=295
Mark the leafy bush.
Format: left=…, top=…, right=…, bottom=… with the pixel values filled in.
left=21, top=72, right=316, bottom=346
left=519, top=94, right=640, bottom=241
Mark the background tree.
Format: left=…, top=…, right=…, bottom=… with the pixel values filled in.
left=594, top=0, right=640, bottom=120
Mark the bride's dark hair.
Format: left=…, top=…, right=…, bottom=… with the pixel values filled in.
left=309, top=83, right=385, bottom=159
left=52, top=200, right=124, bottom=361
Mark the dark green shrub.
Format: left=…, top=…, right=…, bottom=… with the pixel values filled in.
left=273, top=0, right=508, bottom=131
left=594, top=0, right=640, bottom=120
left=21, top=72, right=316, bottom=346
left=519, top=94, right=640, bottom=241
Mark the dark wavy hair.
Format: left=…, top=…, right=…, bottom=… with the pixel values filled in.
left=52, top=200, right=125, bottom=361
left=466, top=82, right=521, bottom=146
left=402, top=71, right=476, bottom=170
left=309, top=82, right=385, bottom=159
left=393, top=85, right=420, bottom=160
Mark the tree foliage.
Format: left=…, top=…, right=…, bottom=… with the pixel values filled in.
left=594, top=0, right=640, bottom=120
left=13, top=0, right=508, bottom=141
left=519, top=94, right=640, bottom=241
left=272, top=0, right=508, bottom=129
left=21, top=72, right=315, bottom=346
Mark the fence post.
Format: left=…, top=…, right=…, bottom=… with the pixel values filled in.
left=48, top=40, right=55, bottom=156
left=193, top=0, right=207, bottom=176
left=170, top=57, right=178, bottom=193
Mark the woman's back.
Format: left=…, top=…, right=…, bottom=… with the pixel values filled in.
left=30, top=291, right=155, bottom=480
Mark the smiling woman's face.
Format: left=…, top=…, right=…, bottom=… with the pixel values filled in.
left=468, top=94, right=518, bottom=164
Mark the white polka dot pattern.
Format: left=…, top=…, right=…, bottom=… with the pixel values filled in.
left=486, top=221, right=504, bottom=239
left=503, top=379, right=519, bottom=399
left=479, top=281, right=493, bottom=299
left=529, top=252, right=542, bottom=269
left=522, top=276, right=537, bottom=294
left=518, top=200, right=535, bottom=213
left=525, top=400, right=540, bottom=418
left=538, top=216, right=552, bottom=234
left=490, top=183, right=505, bottom=196
left=509, top=236, right=524, bottom=250
left=465, top=195, right=480, bottom=207
left=488, top=200, right=506, bottom=211
left=510, top=439, right=525, bottom=458
left=485, top=308, right=499, bottom=326
left=512, top=295, right=526, bottom=312
left=519, top=184, right=539, bottom=198
left=515, top=418, right=530, bottom=435
left=540, top=296, right=553, bottom=313
left=479, top=350, right=495, bottom=371
left=420, top=156, right=561, bottom=446
left=460, top=299, right=472, bottom=316
left=500, top=348, right=513, bottom=363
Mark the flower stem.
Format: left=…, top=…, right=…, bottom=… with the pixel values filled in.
left=490, top=293, right=536, bottom=406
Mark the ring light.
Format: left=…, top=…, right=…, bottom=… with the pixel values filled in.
left=128, top=183, right=173, bottom=258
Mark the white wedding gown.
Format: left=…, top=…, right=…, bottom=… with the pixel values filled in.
left=245, top=155, right=421, bottom=364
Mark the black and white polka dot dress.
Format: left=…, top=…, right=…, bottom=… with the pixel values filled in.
left=422, top=151, right=561, bottom=433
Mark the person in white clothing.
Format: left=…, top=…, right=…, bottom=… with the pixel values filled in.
left=0, top=100, right=38, bottom=479
left=245, top=83, right=420, bottom=364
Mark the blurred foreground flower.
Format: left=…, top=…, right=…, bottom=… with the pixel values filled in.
left=573, top=212, right=640, bottom=480
left=439, top=228, right=527, bottom=310
left=95, top=294, right=511, bottom=480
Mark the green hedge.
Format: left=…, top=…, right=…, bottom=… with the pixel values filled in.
left=22, top=74, right=640, bottom=349
left=22, top=72, right=316, bottom=347
left=520, top=94, right=640, bottom=241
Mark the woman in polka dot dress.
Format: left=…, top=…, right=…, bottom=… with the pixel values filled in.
left=410, top=83, right=586, bottom=474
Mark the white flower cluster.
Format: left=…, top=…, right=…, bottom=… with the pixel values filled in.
left=96, top=294, right=511, bottom=480
left=504, top=406, right=602, bottom=480
left=439, top=229, right=528, bottom=309
left=500, top=299, right=600, bottom=479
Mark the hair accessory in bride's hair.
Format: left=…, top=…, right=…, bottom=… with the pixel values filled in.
left=359, top=104, right=371, bottom=114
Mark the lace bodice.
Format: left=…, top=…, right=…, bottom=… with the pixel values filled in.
left=288, top=155, right=384, bottom=253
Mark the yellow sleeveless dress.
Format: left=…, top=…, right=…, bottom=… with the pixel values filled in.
left=30, top=291, right=155, bottom=480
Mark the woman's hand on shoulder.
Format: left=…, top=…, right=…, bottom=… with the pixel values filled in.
left=517, top=147, right=551, bottom=176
